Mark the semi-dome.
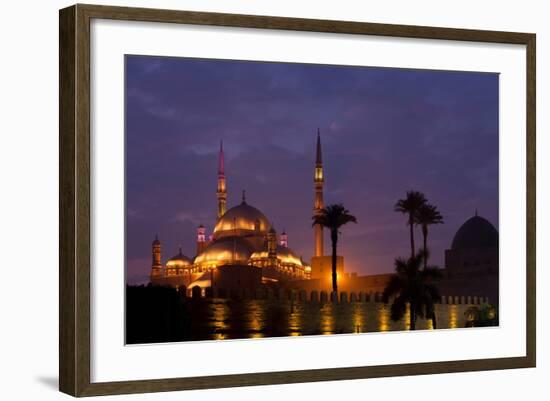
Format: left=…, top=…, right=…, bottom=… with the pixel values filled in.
left=249, top=245, right=303, bottom=267
left=166, top=248, right=192, bottom=268
left=194, top=236, right=252, bottom=266
left=451, top=214, right=498, bottom=250
left=213, top=200, right=271, bottom=235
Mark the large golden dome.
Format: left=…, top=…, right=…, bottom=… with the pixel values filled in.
left=194, top=236, right=252, bottom=267
left=213, top=200, right=271, bottom=236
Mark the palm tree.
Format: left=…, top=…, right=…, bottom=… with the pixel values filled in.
left=394, top=191, right=427, bottom=258
left=312, top=204, right=357, bottom=293
left=382, top=251, right=441, bottom=330
left=415, top=203, right=444, bottom=269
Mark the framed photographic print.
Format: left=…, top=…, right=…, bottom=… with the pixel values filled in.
left=59, top=4, right=536, bottom=397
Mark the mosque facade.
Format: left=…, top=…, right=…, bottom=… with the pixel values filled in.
left=150, top=138, right=320, bottom=291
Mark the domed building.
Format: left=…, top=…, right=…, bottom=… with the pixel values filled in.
left=442, top=211, right=499, bottom=305
left=149, top=141, right=310, bottom=291
left=445, top=212, right=499, bottom=278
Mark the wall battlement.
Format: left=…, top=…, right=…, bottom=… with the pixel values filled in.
left=183, top=286, right=490, bottom=306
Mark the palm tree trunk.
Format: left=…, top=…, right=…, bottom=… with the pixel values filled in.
left=422, top=224, right=428, bottom=269
left=410, top=304, right=416, bottom=330
left=409, top=214, right=415, bottom=258
left=331, top=230, right=338, bottom=293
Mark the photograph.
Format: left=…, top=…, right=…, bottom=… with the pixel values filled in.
left=125, top=55, right=500, bottom=344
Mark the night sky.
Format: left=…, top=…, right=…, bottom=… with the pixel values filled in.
left=125, top=55, right=499, bottom=284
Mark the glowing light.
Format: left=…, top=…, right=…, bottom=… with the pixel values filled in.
left=212, top=300, right=229, bottom=340
left=320, top=304, right=335, bottom=335
left=247, top=300, right=264, bottom=339
left=315, top=167, right=323, bottom=181
left=288, top=302, right=302, bottom=336
left=379, top=305, right=390, bottom=332
left=352, top=303, right=364, bottom=333
left=404, top=304, right=411, bottom=331
left=449, top=305, right=458, bottom=329
left=166, top=260, right=191, bottom=268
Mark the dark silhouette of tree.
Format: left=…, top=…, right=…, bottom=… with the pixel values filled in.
left=415, top=203, right=444, bottom=269
left=382, top=251, right=441, bottom=330
left=394, top=191, right=427, bottom=258
left=312, top=203, right=357, bottom=293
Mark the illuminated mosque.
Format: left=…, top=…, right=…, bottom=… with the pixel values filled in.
left=150, top=133, right=332, bottom=290
left=149, top=133, right=498, bottom=304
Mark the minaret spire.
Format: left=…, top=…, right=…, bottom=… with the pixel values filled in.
left=217, top=140, right=227, bottom=218
left=316, top=128, right=323, bottom=164
left=313, top=129, right=324, bottom=257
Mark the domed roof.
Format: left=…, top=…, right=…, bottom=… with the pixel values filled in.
left=194, top=236, right=252, bottom=265
left=213, top=200, right=271, bottom=235
left=276, top=246, right=303, bottom=266
left=250, top=245, right=303, bottom=267
left=451, top=214, right=498, bottom=250
left=166, top=248, right=192, bottom=267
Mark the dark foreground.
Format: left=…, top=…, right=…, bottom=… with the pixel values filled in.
left=126, top=285, right=497, bottom=344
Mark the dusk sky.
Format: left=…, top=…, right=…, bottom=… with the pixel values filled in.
left=125, top=55, right=499, bottom=284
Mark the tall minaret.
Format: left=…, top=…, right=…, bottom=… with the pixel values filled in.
left=217, top=140, right=227, bottom=218
left=151, top=234, right=162, bottom=276
left=152, top=234, right=161, bottom=267
left=313, top=129, right=324, bottom=257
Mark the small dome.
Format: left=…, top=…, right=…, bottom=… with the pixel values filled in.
left=166, top=248, right=192, bottom=267
left=213, top=201, right=271, bottom=235
left=451, top=215, right=498, bottom=250
left=194, top=236, right=252, bottom=266
left=152, top=235, right=160, bottom=245
left=249, top=245, right=303, bottom=267
left=276, top=246, right=303, bottom=266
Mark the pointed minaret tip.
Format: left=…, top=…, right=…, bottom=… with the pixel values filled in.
left=316, top=129, right=322, bottom=165
left=218, top=139, right=225, bottom=175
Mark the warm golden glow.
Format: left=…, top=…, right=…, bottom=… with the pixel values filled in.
left=315, top=167, right=323, bottom=181
left=404, top=304, right=411, bottom=331
left=379, top=305, right=390, bottom=332
left=213, top=203, right=271, bottom=234
left=449, top=305, right=458, bottom=329
left=194, top=238, right=251, bottom=266
left=249, top=249, right=304, bottom=268
left=212, top=301, right=229, bottom=340
left=320, top=304, right=335, bottom=335
left=166, top=259, right=190, bottom=268
left=352, top=304, right=364, bottom=333
left=288, top=303, right=302, bottom=337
